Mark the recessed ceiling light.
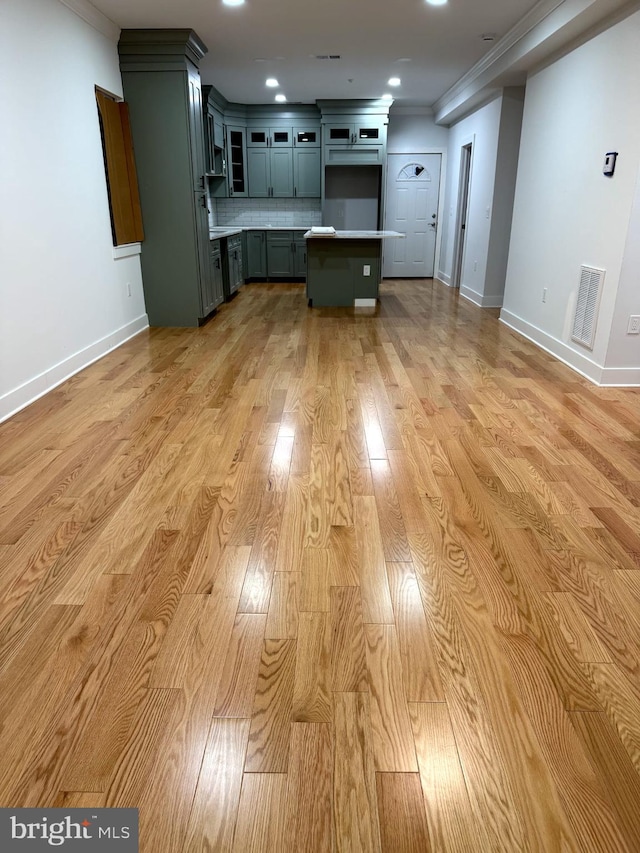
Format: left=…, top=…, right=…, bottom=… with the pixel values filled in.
left=425, top=0, right=447, bottom=5
left=275, top=94, right=287, bottom=103
left=395, top=58, right=412, bottom=63
left=381, top=93, right=393, bottom=101
left=222, top=0, right=245, bottom=6
left=388, top=77, right=401, bottom=86
left=266, top=78, right=279, bottom=87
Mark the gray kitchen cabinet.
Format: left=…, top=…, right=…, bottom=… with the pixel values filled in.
left=246, top=230, right=267, bottom=279
left=267, top=232, right=295, bottom=278
left=293, top=234, right=307, bottom=277
left=118, top=29, right=215, bottom=327
left=202, top=88, right=226, bottom=178
left=293, top=148, right=320, bottom=197
left=293, top=126, right=320, bottom=147
left=247, top=148, right=293, bottom=198
left=306, top=238, right=381, bottom=306
left=225, top=235, right=243, bottom=298
left=247, top=127, right=292, bottom=148
left=210, top=240, right=225, bottom=309
left=227, top=125, right=248, bottom=197
left=325, top=120, right=385, bottom=146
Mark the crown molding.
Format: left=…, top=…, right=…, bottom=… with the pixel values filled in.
left=58, top=0, right=120, bottom=41
left=433, top=0, right=565, bottom=117
left=434, top=0, right=639, bottom=124
left=389, top=104, right=435, bottom=116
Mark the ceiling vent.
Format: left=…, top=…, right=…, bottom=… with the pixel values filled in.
left=571, top=265, right=605, bottom=349
left=315, top=55, right=341, bottom=60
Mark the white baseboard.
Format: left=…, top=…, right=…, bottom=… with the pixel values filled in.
left=460, top=285, right=503, bottom=308
left=354, top=298, right=376, bottom=307
left=437, top=270, right=452, bottom=286
left=497, top=309, right=639, bottom=386
left=0, top=314, right=149, bottom=423
left=597, top=366, right=640, bottom=387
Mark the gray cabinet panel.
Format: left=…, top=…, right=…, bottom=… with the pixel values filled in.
left=247, top=149, right=270, bottom=198
left=248, top=148, right=293, bottom=198
left=293, top=126, right=320, bottom=147
left=226, top=235, right=243, bottom=296
left=247, top=127, right=292, bottom=147
left=187, top=65, right=206, bottom=191
left=246, top=231, right=267, bottom=278
left=294, top=148, right=320, bottom=198
left=306, top=239, right=381, bottom=306
left=271, top=149, right=294, bottom=197
left=210, top=241, right=224, bottom=309
left=120, top=59, right=212, bottom=326
left=267, top=232, right=295, bottom=278
left=294, top=235, right=307, bottom=277
left=227, top=125, right=248, bottom=197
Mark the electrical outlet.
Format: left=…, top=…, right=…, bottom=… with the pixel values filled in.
left=627, top=315, right=640, bottom=334
left=126, top=282, right=131, bottom=297
left=485, top=206, right=490, bottom=219
left=542, top=288, right=547, bottom=303
left=363, top=265, right=371, bottom=277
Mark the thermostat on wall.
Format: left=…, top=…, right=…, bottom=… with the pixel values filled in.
left=603, top=151, right=618, bottom=177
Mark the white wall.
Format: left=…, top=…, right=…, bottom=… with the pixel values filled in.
left=438, top=96, right=501, bottom=300
left=501, top=11, right=640, bottom=384
left=484, top=89, right=524, bottom=305
left=0, top=0, right=147, bottom=422
left=605, top=168, right=640, bottom=382
left=387, top=109, right=449, bottom=152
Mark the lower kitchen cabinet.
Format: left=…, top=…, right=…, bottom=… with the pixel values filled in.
left=246, top=230, right=267, bottom=279
left=225, top=235, right=244, bottom=298
left=267, top=232, right=296, bottom=278
left=293, top=234, right=307, bottom=277
left=209, top=240, right=225, bottom=309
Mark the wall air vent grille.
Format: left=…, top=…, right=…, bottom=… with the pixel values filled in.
left=571, top=265, right=605, bottom=350
left=315, top=55, right=341, bottom=60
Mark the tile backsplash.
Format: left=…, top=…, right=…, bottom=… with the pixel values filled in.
left=213, top=197, right=322, bottom=227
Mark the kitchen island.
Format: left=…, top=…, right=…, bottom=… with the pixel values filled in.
left=304, top=230, right=405, bottom=307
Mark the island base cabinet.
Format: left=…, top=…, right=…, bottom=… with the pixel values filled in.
left=306, top=239, right=381, bottom=306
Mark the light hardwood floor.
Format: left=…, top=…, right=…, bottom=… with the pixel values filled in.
left=2, top=279, right=640, bottom=851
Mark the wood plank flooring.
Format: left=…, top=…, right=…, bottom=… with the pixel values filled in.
left=2, top=279, right=640, bottom=851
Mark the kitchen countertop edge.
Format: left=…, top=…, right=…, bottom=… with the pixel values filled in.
left=210, top=226, right=312, bottom=239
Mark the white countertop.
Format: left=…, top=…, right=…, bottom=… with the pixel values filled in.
left=209, top=226, right=311, bottom=240
left=303, top=230, right=405, bottom=240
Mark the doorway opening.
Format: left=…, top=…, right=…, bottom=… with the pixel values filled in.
left=452, top=142, right=472, bottom=289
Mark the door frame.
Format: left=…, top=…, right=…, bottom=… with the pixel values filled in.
left=382, top=147, right=447, bottom=278
left=451, top=137, right=474, bottom=289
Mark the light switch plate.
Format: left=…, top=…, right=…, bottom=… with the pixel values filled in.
left=363, top=265, right=371, bottom=277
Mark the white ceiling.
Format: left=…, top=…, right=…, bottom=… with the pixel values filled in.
left=87, top=0, right=544, bottom=106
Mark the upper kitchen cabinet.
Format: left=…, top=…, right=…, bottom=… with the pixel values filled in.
left=293, top=148, right=321, bottom=197
left=319, top=101, right=390, bottom=166
left=226, top=125, right=248, bottom=197
left=247, top=148, right=294, bottom=198
left=293, top=126, right=320, bottom=147
left=202, top=85, right=227, bottom=178
left=247, top=127, right=293, bottom=148
left=325, top=121, right=386, bottom=146
left=118, top=29, right=215, bottom=327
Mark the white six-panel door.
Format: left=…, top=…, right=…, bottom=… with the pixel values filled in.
left=383, top=154, right=441, bottom=278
